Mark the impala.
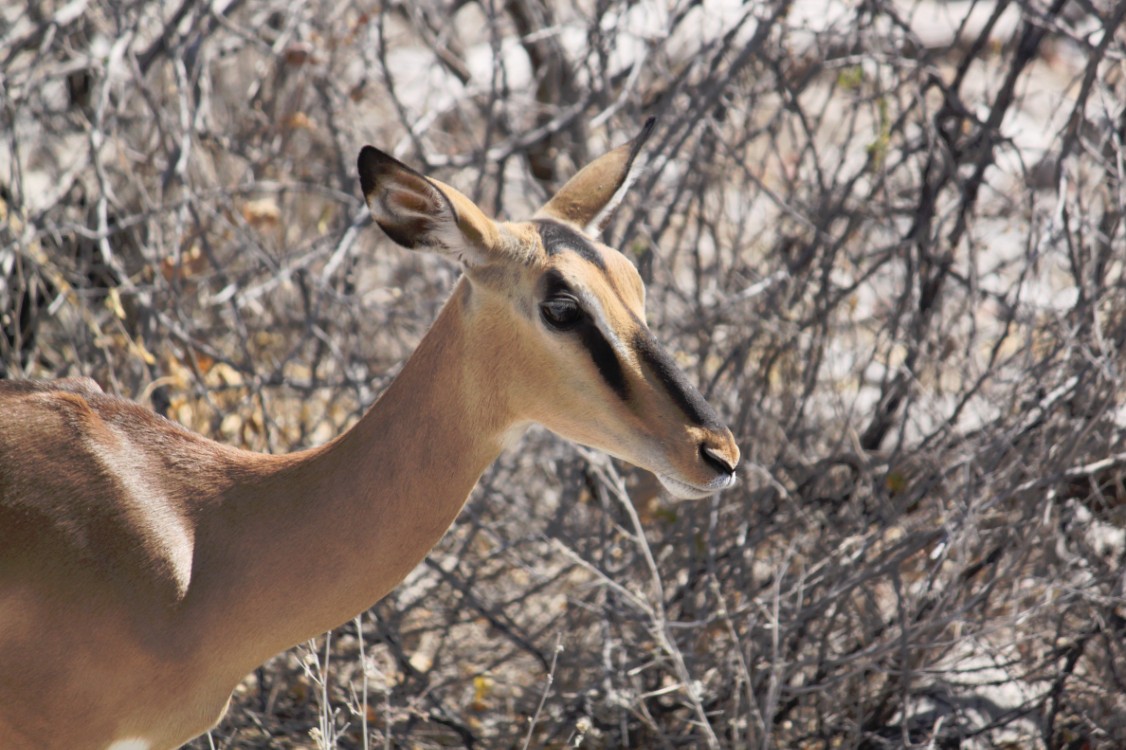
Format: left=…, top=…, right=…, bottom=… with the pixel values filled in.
left=0, top=121, right=739, bottom=749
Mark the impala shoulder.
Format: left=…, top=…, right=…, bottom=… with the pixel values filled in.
left=1, top=381, right=198, bottom=604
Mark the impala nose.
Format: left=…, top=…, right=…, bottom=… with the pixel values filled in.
left=699, top=438, right=739, bottom=478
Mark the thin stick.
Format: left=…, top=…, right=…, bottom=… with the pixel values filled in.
left=521, top=634, right=564, bottom=750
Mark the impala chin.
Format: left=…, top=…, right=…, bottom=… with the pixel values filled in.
left=656, top=471, right=737, bottom=501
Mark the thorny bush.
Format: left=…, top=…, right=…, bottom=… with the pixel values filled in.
left=2, top=0, right=1125, bottom=747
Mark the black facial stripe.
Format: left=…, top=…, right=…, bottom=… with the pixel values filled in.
left=579, top=319, right=629, bottom=401
left=539, top=269, right=628, bottom=399
left=535, top=220, right=606, bottom=270
left=633, top=330, right=724, bottom=430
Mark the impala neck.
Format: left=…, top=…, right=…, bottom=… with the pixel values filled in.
left=201, top=280, right=519, bottom=672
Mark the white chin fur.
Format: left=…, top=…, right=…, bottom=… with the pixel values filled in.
left=656, top=473, right=735, bottom=500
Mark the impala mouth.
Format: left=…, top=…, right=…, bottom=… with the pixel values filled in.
left=656, top=471, right=737, bottom=500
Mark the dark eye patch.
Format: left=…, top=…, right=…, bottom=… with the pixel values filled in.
left=541, top=269, right=574, bottom=299
left=538, top=270, right=628, bottom=400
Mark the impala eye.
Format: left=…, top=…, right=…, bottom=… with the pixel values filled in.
left=540, top=295, right=583, bottom=330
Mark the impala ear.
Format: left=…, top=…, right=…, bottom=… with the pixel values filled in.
left=357, top=146, right=503, bottom=267
left=535, top=118, right=656, bottom=235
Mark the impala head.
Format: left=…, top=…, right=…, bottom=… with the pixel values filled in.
left=357, top=120, right=739, bottom=499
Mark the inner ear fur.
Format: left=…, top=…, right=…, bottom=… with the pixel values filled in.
left=535, top=118, right=656, bottom=234
left=357, top=146, right=501, bottom=264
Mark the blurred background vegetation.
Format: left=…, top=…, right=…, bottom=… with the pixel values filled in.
left=2, top=0, right=1125, bottom=747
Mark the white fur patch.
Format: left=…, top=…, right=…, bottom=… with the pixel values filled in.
left=87, top=424, right=194, bottom=599
left=499, top=421, right=531, bottom=452
left=107, top=739, right=151, bottom=750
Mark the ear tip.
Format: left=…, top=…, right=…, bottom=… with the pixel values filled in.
left=630, top=117, right=657, bottom=159
left=357, top=146, right=386, bottom=197
left=357, top=145, right=382, bottom=168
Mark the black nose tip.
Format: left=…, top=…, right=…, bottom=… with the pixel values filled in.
left=699, top=444, right=736, bottom=476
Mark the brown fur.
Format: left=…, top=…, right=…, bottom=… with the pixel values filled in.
left=0, top=126, right=738, bottom=749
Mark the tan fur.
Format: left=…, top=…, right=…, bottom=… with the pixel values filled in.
left=536, top=117, right=655, bottom=232
left=0, top=126, right=738, bottom=749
